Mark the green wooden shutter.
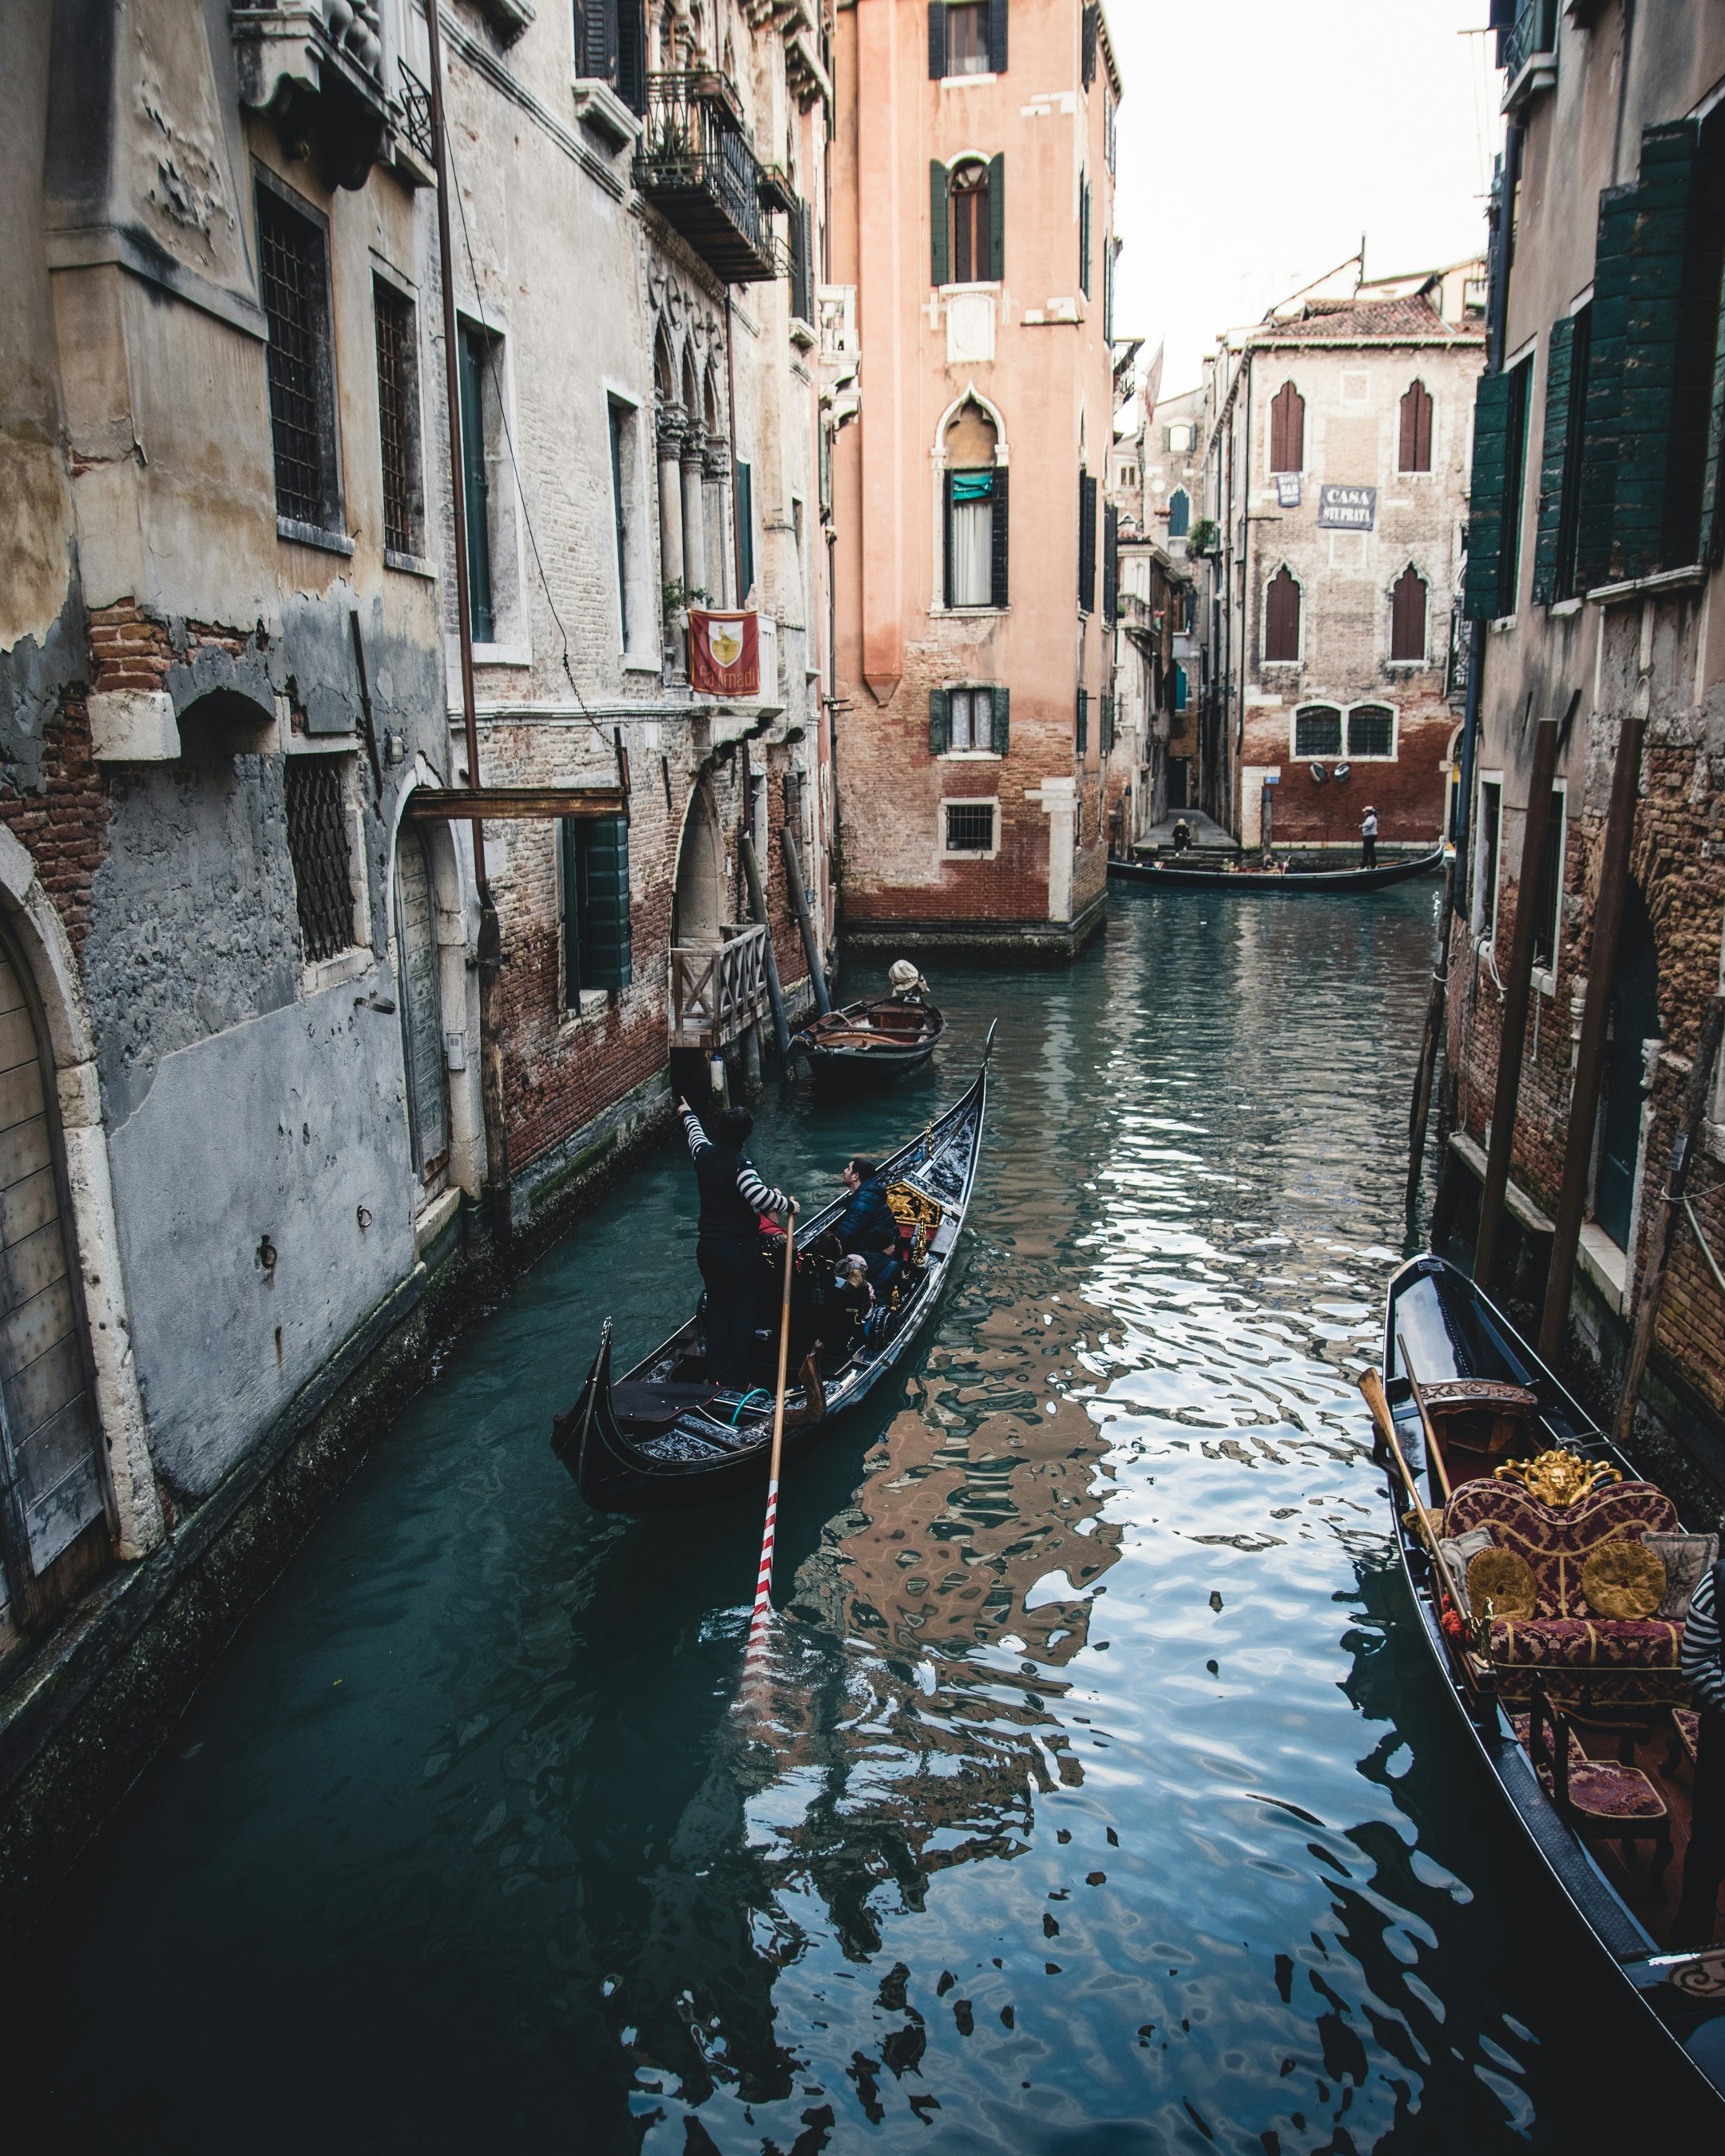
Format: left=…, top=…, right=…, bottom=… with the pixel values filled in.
left=1617, top=121, right=1700, bottom=578
left=1081, top=3, right=1097, bottom=88
left=990, top=464, right=1009, bottom=607
left=1077, top=472, right=1097, bottom=612
left=1103, top=501, right=1119, bottom=623
left=990, top=684, right=1010, bottom=755
left=735, top=461, right=755, bottom=600
left=1076, top=687, right=1089, bottom=752
left=930, top=161, right=951, bottom=287
left=457, top=327, right=495, bottom=643
left=617, top=0, right=647, bottom=112
left=1530, top=315, right=1576, bottom=605
left=1576, top=180, right=1640, bottom=590
left=560, top=817, right=585, bottom=1005
left=1080, top=176, right=1091, bottom=298
left=987, top=153, right=1005, bottom=280
left=943, top=470, right=956, bottom=605
left=928, top=2, right=949, bottom=77
left=929, top=688, right=950, bottom=755
left=585, top=817, right=632, bottom=991
left=987, top=0, right=1008, bottom=73
left=1463, top=370, right=1513, bottom=620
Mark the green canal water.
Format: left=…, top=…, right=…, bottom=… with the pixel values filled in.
left=13, top=887, right=1699, bottom=2150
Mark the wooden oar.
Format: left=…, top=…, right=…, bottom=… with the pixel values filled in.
left=1359, top=1369, right=1465, bottom=1616
left=744, top=1202, right=799, bottom=1674
left=1394, top=1328, right=1453, bottom=1503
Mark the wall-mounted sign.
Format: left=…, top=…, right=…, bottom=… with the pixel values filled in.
left=1317, top=485, right=1378, bottom=531
left=1275, top=474, right=1302, bottom=509
left=688, top=609, right=761, bottom=696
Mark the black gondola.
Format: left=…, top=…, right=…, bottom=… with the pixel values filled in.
left=1109, top=846, right=1444, bottom=894
left=791, top=993, right=946, bottom=1080
left=1376, top=1254, right=1725, bottom=2110
left=552, top=1043, right=989, bottom=1512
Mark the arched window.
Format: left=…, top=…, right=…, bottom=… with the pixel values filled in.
left=1347, top=703, right=1395, bottom=757
left=1390, top=565, right=1427, bottom=662
left=1398, top=380, right=1434, bottom=473
left=1268, top=382, right=1304, bottom=475
left=943, top=399, right=1006, bottom=608
left=1295, top=703, right=1341, bottom=757
left=1167, top=487, right=1190, bottom=538
left=1263, top=565, right=1301, bottom=660
left=950, top=160, right=994, bottom=285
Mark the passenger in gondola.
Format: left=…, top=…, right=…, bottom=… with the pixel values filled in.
left=678, top=1097, right=796, bottom=1391
left=835, top=1154, right=900, bottom=1290
left=887, top=958, right=931, bottom=1003
left=1675, top=1558, right=1725, bottom=1946
left=829, top=1254, right=876, bottom=1357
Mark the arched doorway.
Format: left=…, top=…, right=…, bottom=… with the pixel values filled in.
left=394, top=824, right=449, bottom=1179
left=673, top=780, right=726, bottom=949
left=1596, top=881, right=1660, bottom=1249
left=0, top=924, right=105, bottom=1622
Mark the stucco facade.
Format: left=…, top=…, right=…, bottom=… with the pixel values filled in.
left=829, top=0, right=1122, bottom=956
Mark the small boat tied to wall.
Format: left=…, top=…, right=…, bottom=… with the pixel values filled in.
left=1108, top=846, right=1444, bottom=896
left=552, top=1035, right=990, bottom=1512
left=791, top=959, right=946, bottom=1081
left=1364, top=1254, right=1725, bottom=2110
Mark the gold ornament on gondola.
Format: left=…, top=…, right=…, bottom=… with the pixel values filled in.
left=1493, top=1448, right=1621, bottom=1507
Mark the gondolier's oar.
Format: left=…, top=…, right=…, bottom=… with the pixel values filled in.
left=744, top=1202, right=799, bottom=1674
left=1359, top=1369, right=1464, bottom=1614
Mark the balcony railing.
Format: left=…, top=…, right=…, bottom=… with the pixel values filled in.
left=634, top=73, right=780, bottom=284
left=1501, top=0, right=1557, bottom=107
left=232, top=3, right=394, bottom=188
left=668, top=924, right=772, bottom=1050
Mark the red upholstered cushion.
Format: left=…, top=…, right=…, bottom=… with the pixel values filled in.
left=1442, top=1479, right=1678, bottom=1618
left=1509, top=1714, right=1668, bottom=1823
left=1489, top=1616, right=1683, bottom=1670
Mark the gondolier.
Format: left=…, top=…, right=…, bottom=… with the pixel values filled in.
left=1675, top=1559, right=1725, bottom=1947
left=1360, top=806, right=1378, bottom=868
left=679, top=1098, right=796, bottom=1390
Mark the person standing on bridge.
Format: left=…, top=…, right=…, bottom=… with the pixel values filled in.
left=1360, top=805, right=1379, bottom=869
left=678, top=1098, right=796, bottom=1392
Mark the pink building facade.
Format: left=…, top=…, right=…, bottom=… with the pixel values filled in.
left=831, top=0, right=1124, bottom=957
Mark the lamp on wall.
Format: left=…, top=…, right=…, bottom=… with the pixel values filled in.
left=1334, top=762, right=1352, bottom=782
left=1309, top=763, right=1328, bottom=783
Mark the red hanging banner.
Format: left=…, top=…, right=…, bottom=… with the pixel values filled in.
left=688, top=608, right=761, bottom=697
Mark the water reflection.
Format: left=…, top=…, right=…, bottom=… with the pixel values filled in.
left=16, top=882, right=1707, bottom=2151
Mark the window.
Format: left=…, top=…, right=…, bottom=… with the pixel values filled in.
left=1077, top=470, right=1098, bottom=612
left=1390, top=566, right=1427, bottom=663
left=944, top=800, right=997, bottom=854
left=1475, top=778, right=1503, bottom=941
left=1100, top=692, right=1115, bottom=755
left=1079, top=174, right=1092, bottom=298
left=1081, top=2, right=1097, bottom=88
left=1398, top=380, right=1434, bottom=473
left=1268, top=381, right=1304, bottom=475
left=284, top=757, right=356, bottom=962
left=1076, top=687, right=1089, bottom=752
left=258, top=180, right=341, bottom=536
left=1173, top=664, right=1188, bottom=713
left=930, top=684, right=1008, bottom=754
left=1347, top=703, right=1395, bottom=757
left=374, top=278, right=422, bottom=560
left=946, top=468, right=1005, bottom=606
left=1165, top=422, right=1195, bottom=453
left=608, top=398, right=632, bottom=646
left=561, top=815, right=632, bottom=1002
left=1463, top=354, right=1532, bottom=620
left=457, top=323, right=496, bottom=643
left=949, top=160, right=996, bottom=285
left=1167, top=487, right=1190, bottom=538
left=1103, top=501, right=1118, bottom=624
left=576, top=0, right=648, bottom=111
left=1263, top=565, right=1300, bottom=661
left=929, top=0, right=1005, bottom=77
left=1532, top=303, right=1591, bottom=604
left=1295, top=704, right=1342, bottom=758
left=736, top=459, right=755, bottom=600
left=789, top=196, right=815, bottom=326
left=1532, top=783, right=1566, bottom=977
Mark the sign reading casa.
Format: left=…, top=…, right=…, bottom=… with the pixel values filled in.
left=1316, top=485, right=1378, bottom=531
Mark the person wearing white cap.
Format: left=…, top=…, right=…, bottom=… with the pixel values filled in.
left=1360, top=805, right=1378, bottom=869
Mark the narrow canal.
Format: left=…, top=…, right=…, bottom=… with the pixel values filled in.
left=14, top=888, right=1686, bottom=2150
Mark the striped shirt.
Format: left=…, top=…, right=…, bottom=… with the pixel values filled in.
left=681, top=1108, right=791, bottom=1225
left=1683, top=1567, right=1725, bottom=1718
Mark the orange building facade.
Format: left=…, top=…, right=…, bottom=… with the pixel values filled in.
left=829, top=0, right=1124, bottom=957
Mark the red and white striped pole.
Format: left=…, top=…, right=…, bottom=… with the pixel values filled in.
left=744, top=1203, right=799, bottom=1677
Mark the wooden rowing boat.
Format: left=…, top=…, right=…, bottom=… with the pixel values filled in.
left=1376, top=1253, right=1725, bottom=2110
left=1109, top=846, right=1444, bottom=894
left=551, top=1042, right=989, bottom=1512
left=791, top=994, right=946, bottom=1080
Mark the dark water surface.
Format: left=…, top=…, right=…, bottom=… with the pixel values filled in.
left=14, top=890, right=1690, bottom=2150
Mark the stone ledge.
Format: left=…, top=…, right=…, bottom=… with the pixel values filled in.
left=845, top=894, right=1106, bottom=965
left=1445, top=1130, right=1556, bottom=1239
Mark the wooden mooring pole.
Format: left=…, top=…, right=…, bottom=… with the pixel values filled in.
left=1406, top=853, right=1456, bottom=1216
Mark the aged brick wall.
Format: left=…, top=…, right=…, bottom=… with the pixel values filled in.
left=1242, top=692, right=1453, bottom=850
left=0, top=679, right=106, bottom=954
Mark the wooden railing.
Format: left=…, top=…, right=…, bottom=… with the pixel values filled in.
left=668, top=924, right=771, bottom=1050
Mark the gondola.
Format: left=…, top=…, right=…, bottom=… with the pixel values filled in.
left=791, top=994, right=946, bottom=1080
left=551, top=1040, right=989, bottom=1512
left=1371, top=1254, right=1725, bottom=2110
left=1108, top=846, right=1443, bottom=894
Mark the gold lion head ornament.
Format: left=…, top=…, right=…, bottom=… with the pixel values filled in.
left=1493, top=1448, right=1621, bottom=1508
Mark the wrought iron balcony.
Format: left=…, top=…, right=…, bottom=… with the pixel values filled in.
left=1501, top=0, right=1557, bottom=110
left=634, top=73, right=780, bottom=285
left=668, top=925, right=772, bottom=1050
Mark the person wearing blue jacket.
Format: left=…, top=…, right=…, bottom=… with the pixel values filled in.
left=834, top=1156, right=899, bottom=1286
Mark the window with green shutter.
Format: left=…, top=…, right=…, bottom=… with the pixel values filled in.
left=1463, top=359, right=1529, bottom=620
left=991, top=684, right=1010, bottom=755
left=930, top=161, right=951, bottom=287
left=932, top=685, right=1009, bottom=755
left=561, top=815, right=632, bottom=1002
left=987, top=153, right=1005, bottom=281
left=1080, top=176, right=1092, bottom=298
left=1103, top=501, right=1119, bottom=624
left=1100, top=693, right=1115, bottom=756
left=929, top=688, right=950, bottom=756
left=735, top=461, right=755, bottom=600
left=1076, top=686, right=1089, bottom=752
left=1077, top=471, right=1098, bottom=612
left=1576, top=181, right=1638, bottom=589
left=1532, top=311, right=1586, bottom=605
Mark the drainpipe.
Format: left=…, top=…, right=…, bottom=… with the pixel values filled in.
left=1237, top=347, right=1252, bottom=822
left=424, top=0, right=509, bottom=1245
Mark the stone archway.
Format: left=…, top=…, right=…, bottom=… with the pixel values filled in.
left=673, top=779, right=726, bottom=949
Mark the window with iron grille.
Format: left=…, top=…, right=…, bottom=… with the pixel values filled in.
left=373, top=278, right=421, bottom=558
left=284, top=757, right=356, bottom=962
left=1294, top=704, right=1342, bottom=758
left=945, top=801, right=995, bottom=853
left=1347, top=703, right=1395, bottom=758
left=258, top=180, right=340, bottom=533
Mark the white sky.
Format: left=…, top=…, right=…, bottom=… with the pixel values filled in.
left=1107, top=0, right=1503, bottom=401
